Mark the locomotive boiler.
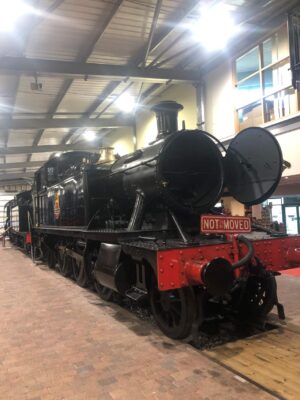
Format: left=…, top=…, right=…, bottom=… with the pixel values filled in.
left=25, top=100, right=300, bottom=339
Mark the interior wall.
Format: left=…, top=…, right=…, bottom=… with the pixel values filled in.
left=136, top=83, right=198, bottom=148
left=103, top=83, right=198, bottom=153
left=222, top=197, right=245, bottom=216
left=204, top=60, right=236, bottom=140
left=203, top=58, right=300, bottom=179
left=274, top=185, right=300, bottom=196
left=277, top=130, right=300, bottom=177
left=102, top=127, right=134, bottom=156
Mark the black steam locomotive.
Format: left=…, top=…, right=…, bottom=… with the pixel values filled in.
left=6, top=101, right=300, bottom=339
left=4, top=190, right=32, bottom=250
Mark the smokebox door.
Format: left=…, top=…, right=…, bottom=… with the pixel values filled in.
left=225, top=127, right=283, bottom=205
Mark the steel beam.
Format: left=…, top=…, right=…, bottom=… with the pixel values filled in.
left=140, top=83, right=165, bottom=103
left=30, top=0, right=65, bottom=29
left=0, top=181, right=32, bottom=187
left=100, top=82, right=167, bottom=143
left=69, top=82, right=135, bottom=144
left=10, top=0, right=65, bottom=169
left=0, top=144, right=101, bottom=155
left=0, top=161, right=43, bottom=170
left=0, top=172, right=34, bottom=181
left=181, top=0, right=297, bottom=75
left=77, top=0, right=125, bottom=62
left=0, top=57, right=200, bottom=82
left=62, top=1, right=202, bottom=145
left=0, top=116, right=133, bottom=130
left=63, top=81, right=125, bottom=145
left=131, top=0, right=202, bottom=66
left=29, top=0, right=125, bottom=154
left=142, top=0, right=163, bottom=67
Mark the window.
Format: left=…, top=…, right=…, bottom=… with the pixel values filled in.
left=288, top=10, right=300, bottom=87
left=235, top=23, right=299, bottom=130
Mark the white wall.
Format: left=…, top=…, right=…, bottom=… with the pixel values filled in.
left=102, top=127, right=134, bottom=156
left=223, top=196, right=245, bottom=216
left=136, top=83, right=198, bottom=148
left=204, top=60, right=236, bottom=140
left=104, top=83, right=198, bottom=153
left=203, top=59, right=300, bottom=179
left=277, top=130, right=300, bottom=177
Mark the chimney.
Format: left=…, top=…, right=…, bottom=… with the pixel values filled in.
left=151, top=101, right=183, bottom=138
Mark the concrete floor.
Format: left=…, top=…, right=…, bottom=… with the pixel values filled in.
left=0, top=245, right=295, bottom=400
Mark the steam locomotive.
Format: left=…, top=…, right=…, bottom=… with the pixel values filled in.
left=5, top=101, right=300, bottom=339
left=4, top=190, right=32, bottom=251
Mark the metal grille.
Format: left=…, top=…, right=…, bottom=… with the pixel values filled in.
left=288, top=10, right=300, bottom=88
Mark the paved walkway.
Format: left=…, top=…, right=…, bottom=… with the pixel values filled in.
left=0, top=245, right=276, bottom=400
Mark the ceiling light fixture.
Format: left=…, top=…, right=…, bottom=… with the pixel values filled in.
left=192, top=3, right=238, bottom=51
left=83, top=130, right=96, bottom=141
left=115, top=93, right=136, bottom=113
left=0, top=0, right=31, bottom=32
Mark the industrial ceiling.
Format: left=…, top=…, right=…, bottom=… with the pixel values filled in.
left=0, top=0, right=297, bottom=184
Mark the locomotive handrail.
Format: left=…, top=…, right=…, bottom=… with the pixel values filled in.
left=201, top=130, right=227, bottom=153
left=109, top=155, right=159, bottom=176
left=251, top=223, right=287, bottom=237
left=168, top=210, right=189, bottom=244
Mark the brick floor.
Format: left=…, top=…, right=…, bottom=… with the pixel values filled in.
left=0, top=245, right=277, bottom=400
left=275, top=273, right=300, bottom=328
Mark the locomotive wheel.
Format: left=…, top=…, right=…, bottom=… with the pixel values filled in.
left=150, top=286, right=194, bottom=339
left=46, top=249, right=57, bottom=269
left=25, top=243, right=31, bottom=255
left=58, top=254, right=72, bottom=277
left=33, top=246, right=43, bottom=261
left=240, top=273, right=276, bottom=318
left=72, top=259, right=89, bottom=288
left=86, top=250, right=114, bottom=301
left=94, top=282, right=114, bottom=302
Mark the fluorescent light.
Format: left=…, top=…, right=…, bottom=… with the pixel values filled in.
left=192, top=3, right=238, bottom=51
left=0, top=0, right=31, bottom=32
left=115, top=93, right=136, bottom=113
left=83, top=130, right=96, bottom=141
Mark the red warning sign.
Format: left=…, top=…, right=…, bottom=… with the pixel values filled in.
left=201, top=215, right=251, bottom=233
